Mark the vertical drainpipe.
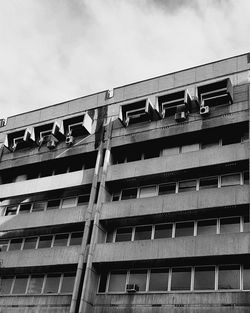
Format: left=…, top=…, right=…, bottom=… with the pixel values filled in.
left=69, top=138, right=105, bottom=313
left=78, top=120, right=113, bottom=313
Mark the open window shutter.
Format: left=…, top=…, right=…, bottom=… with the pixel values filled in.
left=4, top=135, right=9, bottom=150
left=226, top=78, right=233, bottom=103
left=118, top=106, right=126, bottom=126
left=82, top=112, right=93, bottom=135
left=52, top=120, right=65, bottom=140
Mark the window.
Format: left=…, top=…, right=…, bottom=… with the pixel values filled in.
left=53, top=234, right=69, bottom=247
left=60, top=273, right=75, bottom=293
left=158, top=183, right=176, bottom=195
left=112, top=192, right=120, bottom=202
left=199, top=177, right=218, bottom=189
left=47, top=199, right=60, bottom=210
left=68, top=161, right=83, bottom=172
left=0, top=240, right=9, bottom=251
left=69, top=232, right=83, bottom=246
left=23, top=237, right=37, bottom=250
left=221, top=173, right=241, bottom=187
left=19, top=203, right=32, bottom=214
left=243, top=215, right=250, bottom=232
left=175, top=222, right=194, bottom=237
left=144, top=148, right=160, bottom=159
left=243, top=266, right=250, bottom=290
left=106, top=232, right=114, bottom=243
left=44, top=274, right=61, bottom=293
left=194, top=266, right=215, bottom=290
left=0, top=277, right=14, bottom=294
left=197, top=219, right=217, bottom=236
left=139, top=185, right=157, bottom=198
left=115, top=227, right=133, bottom=242
left=98, top=272, right=108, bottom=293
left=178, top=180, right=197, bottom=192
left=126, top=150, right=142, bottom=162
left=5, top=206, right=18, bottom=216
left=219, top=217, right=240, bottom=234
left=108, top=271, right=127, bottom=292
left=154, top=224, right=172, bottom=239
left=181, top=143, right=199, bottom=153
left=32, top=201, right=46, bottom=212
left=121, top=188, right=137, bottom=200
left=38, top=235, right=53, bottom=249
left=161, top=146, right=180, bottom=156
left=129, top=270, right=147, bottom=291
left=61, top=197, right=77, bottom=209
left=171, top=268, right=191, bottom=291
left=218, top=265, right=240, bottom=290
left=27, top=275, right=44, bottom=294
left=201, top=137, right=219, bottom=149
left=12, top=276, right=28, bottom=294
left=78, top=194, right=90, bottom=205
left=134, top=225, right=152, bottom=241
left=221, top=133, right=241, bottom=145
left=244, top=171, right=249, bottom=185
left=149, top=269, right=169, bottom=291
left=9, top=238, right=23, bottom=251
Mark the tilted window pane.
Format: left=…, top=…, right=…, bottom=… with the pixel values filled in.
left=218, top=265, right=240, bottom=290
left=220, top=217, right=240, bottom=234
left=32, top=201, right=46, bottom=212
left=175, top=222, right=194, bottom=237
left=23, top=237, right=37, bottom=250
left=244, top=171, right=249, bottom=185
left=121, top=188, right=137, bottom=200
left=47, top=199, right=60, bottom=210
left=60, top=273, right=75, bottom=293
left=112, top=192, right=120, bottom=202
left=115, top=228, right=132, bottom=242
left=53, top=234, right=69, bottom=247
left=69, top=232, right=83, bottom=246
left=243, top=266, right=250, bottom=290
left=197, top=219, right=217, bottom=236
left=5, top=206, right=18, bottom=216
left=98, top=272, right=108, bottom=293
left=9, top=238, right=23, bottom=251
left=44, top=274, right=61, bottom=293
left=154, top=224, right=172, bottom=239
left=194, top=266, right=215, bottom=290
left=134, top=225, right=152, bottom=241
left=78, top=194, right=90, bottom=205
left=243, top=215, right=250, bottom=232
left=108, top=271, right=127, bottom=292
left=61, top=197, right=77, bottom=209
left=0, top=277, right=14, bottom=294
left=129, top=270, right=147, bottom=291
left=0, top=240, right=9, bottom=252
left=38, top=235, right=53, bottom=249
left=149, top=269, right=169, bottom=291
left=178, top=180, right=196, bottom=192
left=12, top=276, right=28, bottom=294
left=171, top=268, right=191, bottom=291
left=199, top=177, right=218, bottom=189
left=27, top=275, right=44, bottom=294
left=139, top=186, right=157, bottom=198
left=221, top=173, right=241, bottom=187
left=158, top=183, right=176, bottom=195
left=19, top=203, right=32, bottom=214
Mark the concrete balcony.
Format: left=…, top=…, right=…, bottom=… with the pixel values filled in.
left=94, top=292, right=250, bottom=313
left=0, top=169, right=94, bottom=200
left=94, top=232, right=250, bottom=263
left=0, top=295, right=71, bottom=313
left=100, top=185, right=249, bottom=220
left=0, top=245, right=81, bottom=268
left=0, top=205, right=87, bottom=232
left=107, top=142, right=249, bottom=182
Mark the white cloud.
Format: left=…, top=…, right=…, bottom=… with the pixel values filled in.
left=0, top=0, right=249, bottom=119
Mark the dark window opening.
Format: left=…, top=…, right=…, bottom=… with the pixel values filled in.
left=115, top=227, right=133, bottom=242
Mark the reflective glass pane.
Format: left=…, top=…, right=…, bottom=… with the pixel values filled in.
left=61, top=198, right=77, bottom=209
left=158, top=183, right=176, bottom=195
left=12, top=276, right=28, bottom=294
left=38, top=235, right=53, bottom=249
left=218, top=265, right=240, bottom=290
left=220, top=217, right=240, bottom=234
left=108, top=271, right=127, bottom=292
left=53, top=234, right=68, bottom=247
left=32, top=201, right=46, bottom=212
left=23, top=237, right=37, bottom=250
left=221, top=174, right=241, bottom=186
left=44, top=274, right=61, bottom=293
left=154, top=224, right=172, bottom=239
left=171, top=268, right=191, bottom=291
left=175, top=222, right=194, bottom=237
left=134, top=225, right=152, bottom=241
left=121, top=188, right=137, bottom=200
left=149, top=269, right=169, bottom=291
left=9, top=238, right=23, bottom=251
left=129, top=270, right=147, bottom=291
left=1, top=277, right=14, bottom=294
left=60, top=273, right=75, bottom=293
left=27, top=275, right=44, bottom=294
left=197, top=219, right=217, bottom=236
left=139, top=186, right=157, bottom=198
left=115, top=228, right=132, bottom=242
left=194, top=266, right=215, bottom=290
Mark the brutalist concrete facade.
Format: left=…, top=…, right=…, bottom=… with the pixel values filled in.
left=0, top=53, right=249, bottom=313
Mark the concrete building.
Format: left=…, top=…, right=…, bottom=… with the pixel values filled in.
left=0, top=53, right=249, bottom=313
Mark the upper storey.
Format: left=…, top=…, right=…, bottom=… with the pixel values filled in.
left=0, top=53, right=249, bottom=170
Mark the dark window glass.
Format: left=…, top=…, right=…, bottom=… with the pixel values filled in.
left=197, top=219, right=217, bottom=236
left=27, top=275, right=44, bottom=294
left=154, top=224, right=172, bottom=239
left=98, top=272, right=108, bottom=292
left=244, top=171, right=249, bottom=185
left=106, top=232, right=114, bottom=243
left=112, top=192, right=120, bottom=201
left=221, top=133, right=241, bottom=145
left=38, top=235, right=53, bottom=249
left=194, top=266, right=215, bottom=290
left=61, top=197, right=77, bottom=209
left=60, top=273, right=75, bottom=293
left=144, top=148, right=160, bottom=159
left=69, top=232, right=83, bottom=246
left=44, top=274, right=61, bottom=293
left=242, top=130, right=249, bottom=142
left=12, top=276, right=28, bottom=294
left=243, top=215, right=250, bottom=232
left=54, top=163, right=68, bottom=175
left=158, top=183, right=176, bottom=195
left=221, top=173, right=241, bottom=186
left=0, top=240, right=9, bottom=252
left=134, top=225, right=152, bottom=241
left=171, top=268, right=191, bottom=291
left=243, top=266, right=250, bottom=290
left=23, top=237, right=37, bottom=250
left=178, top=180, right=196, bottom=192
left=218, top=265, right=240, bottom=290
left=5, top=206, right=18, bottom=216
left=115, top=228, right=132, bottom=242
left=47, top=199, right=60, bottom=210
left=53, top=234, right=69, bottom=247
left=9, top=238, right=23, bottom=251
left=68, top=161, right=83, bottom=172
left=220, top=217, right=240, bottom=234
left=199, top=177, right=218, bottom=189
left=129, top=270, right=147, bottom=291
left=175, top=222, right=194, bottom=237
left=201, top=137, right=219, bottom=149
left=32, top=201, right=46, bottom=212
left=149, top=268, right=169, bottom=291
left=121, top=188, right=137, bottom=200
left=126, top=150, right=142, bottom=162
left=108, top=270, right=127, bottom=292
left=78, top=194, right=90, bottom=205
left=19, top=203, right=32, bottom=214
left=40, top=165, right=53, bottom=177
left=1, top=277, right=14, bottom=294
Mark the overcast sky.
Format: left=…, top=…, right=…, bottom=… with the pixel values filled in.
left=0, top=0, right=249, bottom=119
